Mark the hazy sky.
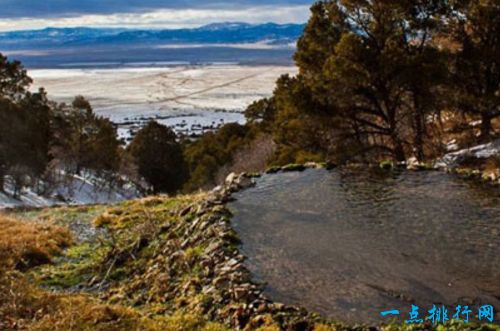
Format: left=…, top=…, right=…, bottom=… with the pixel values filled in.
left=0, top=0, right=313, bottom=31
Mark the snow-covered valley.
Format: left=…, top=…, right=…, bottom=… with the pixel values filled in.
left=30, top=65, right=298, bottom=141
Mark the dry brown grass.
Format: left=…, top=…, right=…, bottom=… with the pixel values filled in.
left=0, top=215, right=72, bottom=271
left=0, top=271, right=221, bottom=331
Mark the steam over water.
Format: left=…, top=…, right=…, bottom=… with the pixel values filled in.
left=229, top=169, right=500, bottom=324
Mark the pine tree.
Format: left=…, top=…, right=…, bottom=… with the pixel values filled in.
left=50, top=96, right=121, bottom=177
left=183, top=123, right=251, bottom=190
left=87, top=117, right=121, bottom=174
left=127, top=121, right=187, bottom=194
left=450, top=0, right=500, bottom=141
left=0, top=54, right=51, bottom=193
left=18, top=89, right=51, bottom=178
left=278, top=0, right=449, bottom=162
left=0, top=53, right=33, bottom=191
left=0, top=53, right=32, bottom=100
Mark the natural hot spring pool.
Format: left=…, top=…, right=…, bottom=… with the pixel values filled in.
left=228, top=168, right=500, bottom=324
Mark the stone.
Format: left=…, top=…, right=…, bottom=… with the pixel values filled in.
left=233, top=286, right=250, bottom=301
left=226, top=258, right=240, bottom=268
left=265, top=166, right=282, bottom=174
left=170, top=250, right=184, bottom=261
left=255, top=302, right=268, bottom=314
left=225, top=172, right=237, bottom=185
left=159, top=222, right=171, bottom=232
left=180, top=238, right=190, bottom=248
left=213, top=276, right=231, bottom=289
left=212, top=185, right=223, bottom=193
left=271, top=303, right=285, bottom=311
left=234, top=174, right=254, bottom=189
left=407, top=156, right=419, bottom=170
left=179, top=206, right=192, bottom=216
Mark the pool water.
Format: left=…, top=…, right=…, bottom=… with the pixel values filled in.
left=229, top=169, right=500, bottom=324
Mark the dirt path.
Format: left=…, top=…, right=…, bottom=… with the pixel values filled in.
left=155, top=72, right=263, bottom=103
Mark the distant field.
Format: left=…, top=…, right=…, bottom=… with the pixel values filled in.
left=2, top=44, right=296, bottom=68
left=30, top=64, right=298, bottom=141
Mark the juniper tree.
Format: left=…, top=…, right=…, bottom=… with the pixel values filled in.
left=51, top=96, right=121, bottom=176
left=0, top=54, right=50, bottom=192
left=274, top=0, right=449, bottom=162
left=449, top=0, right=500, bottom=141
left=127, top=121, right=187, bottom=194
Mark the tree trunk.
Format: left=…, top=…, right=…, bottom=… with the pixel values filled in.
left=390, top=122, right=406, bottom=162
left=0, top=170, right=4, bottom=192
left=414, top=110, right=425, bottom=161
left=480, top=113, right=492, bottom=142
left=12, top=181, right=19, bottom=199
left=394, top=143, right=406, bottom=162
left=391, top=135, right=406, bottom=162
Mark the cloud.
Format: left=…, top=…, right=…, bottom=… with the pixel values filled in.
left=0, top=5, right=311, bottom=31
left=0, top=0, right=312, bottom=19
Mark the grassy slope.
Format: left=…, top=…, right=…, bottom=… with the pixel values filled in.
left=1, top=194, right=498, bottom=331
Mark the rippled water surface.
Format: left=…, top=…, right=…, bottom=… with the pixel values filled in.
left=229, top=169, right=500, bottom=324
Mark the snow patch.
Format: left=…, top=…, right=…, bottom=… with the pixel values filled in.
left=0, top=173, right=142, bottom=209
left=435, top=138, right=500, bottom=168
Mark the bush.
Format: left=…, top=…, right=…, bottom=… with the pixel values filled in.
left=183, top=123, right=254, bottom=191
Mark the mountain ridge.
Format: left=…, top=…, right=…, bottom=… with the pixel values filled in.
left=0, top=22, right=305, bottom=49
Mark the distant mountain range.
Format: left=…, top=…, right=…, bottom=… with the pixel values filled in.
left=0, top=22, right=305, bottom=49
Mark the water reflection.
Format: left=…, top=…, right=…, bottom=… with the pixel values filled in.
left=229, top=169, right=500, bottom=324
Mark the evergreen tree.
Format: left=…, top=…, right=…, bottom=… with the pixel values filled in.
left=271, top=74, right=335, bottom=164
left=274, top=0, right=449, bottom=162
left=183, top=123, right=251, bottom=190
left=127, top=121, right=187, bottom=194
left=450, top=0, right=500, bottom=141
left=245, top=97, right=276, bottom=128
left=51, top=96, right=121, bottom=176
left=0, top=54, right=50, bottom=193
left=0, top=55, right=122, bottom=195
left=0, top=53, right=32, bottom=100
left=87, top=117, right=121, bottom=174
left=0, top=93, right=51, bottom=196
left=0, top=98, right=20, bottom=192
left=18, top=89, right=52, bottom=178
left=69, top=96, right=94, bottom=175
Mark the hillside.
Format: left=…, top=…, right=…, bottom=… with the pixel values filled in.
left=0, top=173, right=141, bottom=209
left=1, top=172, right=498, bottom=330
